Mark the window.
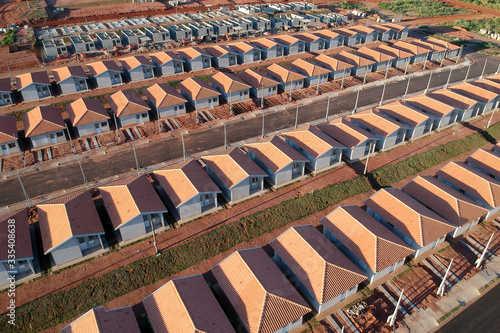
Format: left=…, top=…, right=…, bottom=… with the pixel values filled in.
left=142, top=112, right=148, bottom=118
left=179, top=105, right=184, bottom=109
left=78, top=237, right=86, bottom=244
left=293, top=162, right=300, bottom=169
left=8, top=143, right=16, bottom=149
left=174, top=106, right=178, bottom=111
left=56, top=132, right=64, bottom=137
left=95, top=123, right=100, bottom=129
left=244, top=90, right=248, bottom=95
left=101, top=121, right=107, bottom=127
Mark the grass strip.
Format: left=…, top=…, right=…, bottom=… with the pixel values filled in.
left=2, top=121, right=500, bottom=332
left=437, top=304, right=463, bottom=323
left=479, top=276, right=500, bottom=293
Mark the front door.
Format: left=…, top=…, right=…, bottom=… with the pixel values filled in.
left=239, top=91, right=243, bottom=101
left=136, top=114, right=142, bottom=124
left=49, top=133, right=56, bottom=144
left=1, top=144, right=8, bottom=156
left=174, top=106, right=179, bottom=116
left=208, top=98, right=213, bottom=108
left=95, top=122, right=101, bottom=134
left=268, top=88, right=272, bottom=96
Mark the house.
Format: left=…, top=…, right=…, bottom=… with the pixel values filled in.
left=466, top=149, right=500, bottom=181
left=52, top=66, right=89, bottom=95
left=486, top=73, right=500, bottom=86
left=142, top=275, right=235, bottom=333
left=16, top=71, right=52, bottom=102
left=177, top=47, right=212, bottom=71
left=437, top=161, right=500, bottom=217
left=201, top=147, right=267, bottom=203
left=144, top=26, right=170, bottom=43
left=66, top=98, right=110, bottom=137
left=312, top=30, right=343, bottom=48
left=372, top=25, right=394, bottom=42
left=96, top=31, right=122, bottom=50
left=282, top=125, right=344, bottom=172
left=153, top=159, right=221, bottom=221
left=273, top=35, right=305, bottom=55
left=426, top=37, right=462, bottom=58
left=0, top=77, right=13, bottom=106
left=229, top=41, right=262, bottom=64
left=384, top=23, right=409, bottom=39
left=391, top=41, right=430, bottom=63
left=348, top=25, right=378, bottom=44
left=317, top=118, right=378, bottom=161
left=188, top=21, right=214, bottom=42
left=167, top=24, right=192, bottom=41
left=449, top=82, right=499, bottom=115
left=332, top=51, right=374, bottom=76
left=121, top=29, right=149, bottom=46
left=321, top=205, right=414, bottom=284
left=238, top=69, right=280, bottom=99
left=313, top=54, right=353, bottom=79
left=210, top=72, right=251, bottom=103
left=271, top=225, right=366, bottom=313
left=120, top=56, right=155, bottom=82
left=376, top=101, right=434, bottom=139
left=227, top=17, right=253, bottom=35
left=178, top=77, right=221, bottom=110
left=348, top=110, right=407, bottom=150
left=209, top=19, right=234, bottom=35
left=211, top=247, right=310, bottom=333
left=100, top=175, right=169, bottom=243
left=333, top=28, right=361, bottom=46
left=266, top=63, right=306, bottom=92
left=293, top=33, right=327, bottom=52
left=0, top=116, right=19, bottom=156
left=144, top=83, right=187, bottom=119
left=374, top=44, right=411, bottom=67
left=404, top=94, right=460, bottom=129
left=42, top=38, right=68, bottom=59
left=471, top=77, right=500, bottom=101
left=249, top=16, right=271, bottom=31
left=204, top=45, right=238, bottom=68
left=61, top=306, right=140, bottom=333
left=70, top=35, right=96, bottom=53
left=410, top=39, right=443, bottom=61
left=149, top=51, right=185, bottom=76
left=23, top=106, right=66, bottom=148
left=494, top=142, right=500, bottom=155
left=290, top=59, right=330, bottom=87
left=87, top=60, right=123, bottom=88
left=428, top=89, right=482, bottom=121
left=355, top=47, right=394, bottom=72
left=106, top=90, right=151, bottom=127
left=0, top=210, right=37, bottom=283
left=402, top=175, right=489, bottom=238
left=37, top=191, right=106, bottom=267
left=251, top=38, right=284, bottom=59
left=365, top=188, right=455, bottom=258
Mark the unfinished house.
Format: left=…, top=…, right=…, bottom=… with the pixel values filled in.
left=293, top=33, right=327, bottom=52
left=52, top=66, right=89, bottom=95
left=204, top=45, right=238, bottom=68
left=153, top=159, right=221, bottom=222
left=66, top=98, right=110, bottom=137
left=365, top=188, right=455, bottom=258
left=290, top=59, right=330, bottom=87
left=321, top=205, right=414, bottom=284
left=120, top=55, right=155, bottom=82
left=106, top=90, right=151, bottom=127
left=209, top=19, right=234, bottom=35
left=70, top=35, right=96, bottom=53
left=16, top=71, right=52, bottom=102
left=228, top=17, right=253, bottom=35
left=178, top=77, right=221, bottom=110
left=251, top=38, right=284, bottom=59
left=266, top=63, right=306, bottom=92
left=373, top=44, right=412, bottom=67
left=61, top=306, right=141, bottom=333
left=189, top=21, right=214, bottom=42
left=23, top=106, right=66, bottom=148
left=313, top=30, right=343, bottom=49
left=87, top=60, right=123, bottom=88
left=0, top=116, right=19, bottom=156
left=145, top=83, right=187, bottom=119
left=271, top=225, right=366, bottom=313
left=0, top=78, right=12, bottom=106
left=356, top=47, right=394, bottom=72
left=450, top=82, right=499, bottom=115
left=404, top=94, right=460, bottom=129
left=229, top=41, right=261, bottom=64
left=376, top=101, right=433, bottom=140
left=332, top=51, right=374, bottom=76
left=238, top=68, right=280, bottom=99
left=273, top=35, right=305, bottom=55
left=249, top=16, right=271, bottom=31
left=37, top=191, right=106, bottom=267
left=144, top=26, right=171, bottom=43
left=96, top=31, right=122, bottom=50
left=177, top=47, right=212, bottom=71
left=42, top=38, right=69, bottom=59
left=428, top=89, right=482, bottom=121
left=313, top=54, right=353, bottom=80
left=333, top=28, right=361, bottom=46
left=149, top=51, right=185, bottom=76
left=466, top=149, right=500, bottom=182
left=167, top=24, right=192, bottom=41
left=210, top=72, right=251, bottom=103
left=121, top=29, right=149, bottom=46
left=100, top=176, right=169, bottom=243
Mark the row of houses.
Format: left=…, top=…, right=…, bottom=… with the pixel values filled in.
left=54, top=142, right=500, bottom=333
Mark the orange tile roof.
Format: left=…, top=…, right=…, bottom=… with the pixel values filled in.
left=391, top=41, right=429, bottom=56
left=450, top=82, right=498, bottom=103
left=228, top=41, right=255, bottom=54
left=0, top=209, right=33, bottom=261
left=293, top=33, right=320, bottom=43
left=383, top=23, right=407, bottom=32
left=153, top=159, right=220, bottom=208
left=16, top=71, right=50, bottom=90
left=209, top=71, right=251, bottom=93
left=426, top=37, right=461, bottom=51
left=334, top=28, right=358, bottom=38
left=211, top=247, right=310, bottom=333
left=119, top=55, right=154, bottom=71
left=410, top=39, right=444, bottom=52
left=321, top=206, right=414, bottom=273
left=87, top=60, right=122, bottom=76
left=374, top=44, right=411, bottom=59
left=178, top=77, right=221, bottom=100
left=149, top=51, right=183, bottom=65
left=0, top=77, right=11, bottom=92
left=271, top=225, right=366, bottom=304
left=371, top=25, right=392, bottom=34
left=402, top=175, right=489, bottom=227
left=238, top=69, right=279, bottom=89
left=282, top=124, right=345, bottom=158
left=201, top=147, right=267, bottom=189
left=38, top=191, right=104, bottom=254
left=364, top=188, right=457, bottom=246
left=313, top=54, right=353, bottom=71
left=99, top=175, right=167, bottom=230
left=486, top=73, right=500, bottom=85
left=52, top=66, right=87, bottom=83
left=266, top=63, right=306, bottom=83
left=466, top=149, right=500, bottom=181
left=356, top=47, right=395, bottom=62
left=273, top=35, right=301, bottom=46
left=312, top=30, right=340, bottom=40
left=348, top=109, right=404, bottom=137
left=317, top=118, right=377, bottom=148
left=61, top=306, right=141, bottom=333
left=204, top=45, right=236, bottom=58
left=66, top=98, right=110, bottom=127
left=471, top=78, right=500, bottom=95
left=333, top=51, right=375, bottom=67
left=143, top=274, right=236, bottom=333
left=429, top=89, right=478, bottom=110
left=177, top=47, right=211, bottom=61
left=348, top=25, right=376, bottom=36
left=376, top=101, right=429, bottom=127
left=290, top=59, right=331, bottom=77
left=404, top=94, right=457, bottom=117
left=144, top=83, right=187, bottom=109
left=244, top=136, right=309, bottom=173
left=251, top=38, right=278, bottom=50
left=0, top=115, right=18, bottom=143
left=106, top=90, right=150, bottom=117
left=23, top=106, right=65, bottom=138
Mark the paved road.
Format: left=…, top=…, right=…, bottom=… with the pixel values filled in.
left=436, top=282, right=500, bottom=333
left=1, top=56, right=499, bottom=208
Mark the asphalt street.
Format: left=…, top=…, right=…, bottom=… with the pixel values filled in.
left=1, top=56, right=499, bottom=207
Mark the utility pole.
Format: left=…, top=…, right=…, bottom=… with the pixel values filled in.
left=316, top=74, right=320, bottom=95
left=440, top=49, right=447, bottom=67
left=363, top=64, right=368, bottom=84
left=423, top=51, right=429, bottom=70
left=16, top=139, right=26, bottom=166
left=325, top=95, right=331, bottom=122
left=261, top=82, right=264, bottom=109
left=456, top=45, right=463, bottom=64
left=387, top=289, right=404, bottom=327
left=437, top=259, right=453, bottom=297
left=480, top=59, right=488, bottom=79
left=223, top=122, right=227, bottom=149
left=295, top=103, right=299, bottom=129
left=404, top=56, right=410, bottom=75
left=181, top=132, right=186, bottom=161
left=289, top=83, right=293, bottom=101
left=464, top=62, right=472, bottom=82
left=229, top=87, right=233, bottom=116
left=340, top=68, right=346, bottom=89
left=475, top=233, right=494, bottom=269
left=78, top=158, right=89, bottom=190
left=17, top=171, right=31, bottom=207
left=6, top=61, right=13, bottom=82
left=149, top=219, right=159, bottom=254
left=424, top=71, right=433, bottom=95
left=352, top=89, right=360, bottom=114
left=113, top=113, right=121, bottom=142
left=379, top=82, right=386, bottom=106
left=444, top=68, right=453, bottom=89
left=363, top=141, right=375, bottom=175
left=496, top=63, right=500, bottom=75
left=132, top=144, right=140, bottom=175
left=65, top=123, right=76, bottom=154
left=384, top=61, right=390, bottom=79
left=261, top=110, right=265, bottom=138
left=157, top=107, right=161, bottom=132
left=486, top=105, right=497, bottom=128
left=195, top=99, right=199, bottom=123
left=403, top=77, right=411, bottom=100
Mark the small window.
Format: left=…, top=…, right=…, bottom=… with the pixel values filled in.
left=95, top=123, right=100, bottom=129
left=174, top=106, right=178, bottom=111
left=244, top=90, right=248, bottom=95
left=56, top=132, right=64, bottom=137
left=142, top=113, right=148, bottom=118
left=179, top=105, right=184, bottom=109
left=78, top=237, right=86, bottom=244
left=8, top=143, right=16, bottom=149
left=101, top=121, right=107, bottom=127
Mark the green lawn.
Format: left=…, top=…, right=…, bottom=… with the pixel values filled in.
left=62, top=0, right=130, bottom=9
left=455, top=0, right=500, bottom=10
left=378, top=0, right=470, bottom=17
left=441, top=17, right=500, bottom=34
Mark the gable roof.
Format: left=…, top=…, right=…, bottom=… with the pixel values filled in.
left=67, top=98, right=110, bottom=127
left=383, top=23, right=408, bottom=32
left=144, top=83, right=187, bottom=109
left=391, top=41, right=429, bottom=55
left=87, top=60, right=122, bottom=77
left=471, top=78, right=500, bottom=95
left=449, top=82, right=498, bottom=103
left=149, top=51, right=184, bottom=66
left=204, top=45, right=237, bottom=58
left=317, top=118, right=377, bottom=148
left=143, top=275, right=235, bottom=333
left=0, top=116, right=18, bottom=143
left=429, top=89, right=478, bottom=111
left=211, top=247, right=310, bottom=333
left=177, top=47, right=211, bottom=61
left=282, top=125, right=344, bottom=158
left=270, top=225, right=366, bottom=304
left=402, top=175, right=489, bottom=228
left=251, top=38, right=278, bottom=50
left=52, top=66, right=87, bottom=83
left=313, top=54, right=353, bottom=71
left=37, top=191, right=104, bottom=254
left=321, top=206, right=414, bottom=273
left=61, top=306, right=141, bottom=333
left=266, top=64, right=306, bottom=83
left=374, top=44, right=411, bottom=59
left=466, top=149, right=500, bottom=180
left=23, top=106, right=65, bottom=138
left=376, top=101, right=429, bottom=127
left=201, top=147, right=267, bottom=189
left=238, top=69, right=279, bottom=89
left=348, top=109, right=405, bottom=137
left=313, top=30, right=340, bottom=40
left=178, top=77, right=221, bottom=100
left=293, top=33, right=321, bottom=43
left=229, top=41, right=255, bottom=54
left=106, top=90, right=150, bottom=117
left=244, top=136, right=309, bottom=173
left=426, top=37, right=461, bottom=51
left=485, top=73, right=500, bottom=85
left=349, top=25, right=376, bottom=36
left=371, top=25, right=392, bottom=34
left=210, top=72, right=251, bottom=93
left=153, top=159, right=220, bottom=208
left=273, top=35, right=301, bottom=46
left=404, top=94, right=457, bottom=117
left=356, top=47, right=395, bottom=62
left=0, top=209, right=33, bottom=261
left=410, top=39, right=443, bottom=52
left=333, top=51, right=374, bottom=67
left=120, top=55, right=154, bottom=71
left=0, top=77, right=11, bottom=92
left=290, top=59, right=331, bottom=77
left=16, top=71, right=50, bottom=90
left=334, top=28, right=358, bottom=38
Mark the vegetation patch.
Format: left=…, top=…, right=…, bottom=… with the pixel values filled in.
left=479, top=276, right=500, bottom=293
left=441, top=17, right=500, bottom=34
left=378, top=0, right=469, bottom=18
left=455, top=0, right=500, bottom=10
left=62, top=0, right=130, bottom=9
left=1, top=30, right=16, bottom=46
left=335, top=1, right=375, bottom=14
left=437, top=304, right=463, bottom=323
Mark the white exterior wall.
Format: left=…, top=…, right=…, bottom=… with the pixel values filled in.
left=0, top=140, right=20, bottom=156
left=50, top=238, right=82, bottom=266
left=118, top=112, right=150, bottom=127
left=94, top=72, right=122, bottom=88
left=117, top=215, right=147, bottom=242
left=125, top=66, right=154, bottom=82
left=20, top=84, right=51, bottom=102
left=182, top=93, right=219, bottom=110
left=29, top=131, right=67, bottom=148
left=252, top=85, right=279, bottom=99
left=76, top=120, right=110, bottom=137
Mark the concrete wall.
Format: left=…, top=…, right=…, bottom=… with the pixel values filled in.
left=345, top=141, right=371, bottom=161
left=20, top=84, right=51, bottom=102
left=30, top=131, right=66, bottom=149
left=411, top=54, right=427, bottom=64
left=159, top=103, right=186, bottom=118
left=118, top=112, right=150, bottom=127
left=177, top=195, right=204, bottom=221
left=407, top=121, right=432, bottom=140
left=218, top=88, right=250, bottom=102
left=278, top=79, right=305, bottom=92
left=50, top=238, right=82, bottom=266
left=305, top=39, right=324, bottom=52
left=182, top=55, right=211, bottom=71
left=237, top=50, right=261, bottom=64
left=350, top=65, right=373, bottom=76
left=378, top=32, right=392, bottom=42
left=449, top=218, right=480, bottom=238
left=372, top=60, right=390, bottom=72
left=76, top=120, right=110, bottom=137
left=392, top=58, right=408, bottom=67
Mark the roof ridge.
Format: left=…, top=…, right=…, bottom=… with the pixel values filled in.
left=92, top=309, right=102, bottom=332
left=172, top=281, right=197, bottom=331
left=126, top=179, right=143, bottom=215
left=424, top=178, right=462, bottom=216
